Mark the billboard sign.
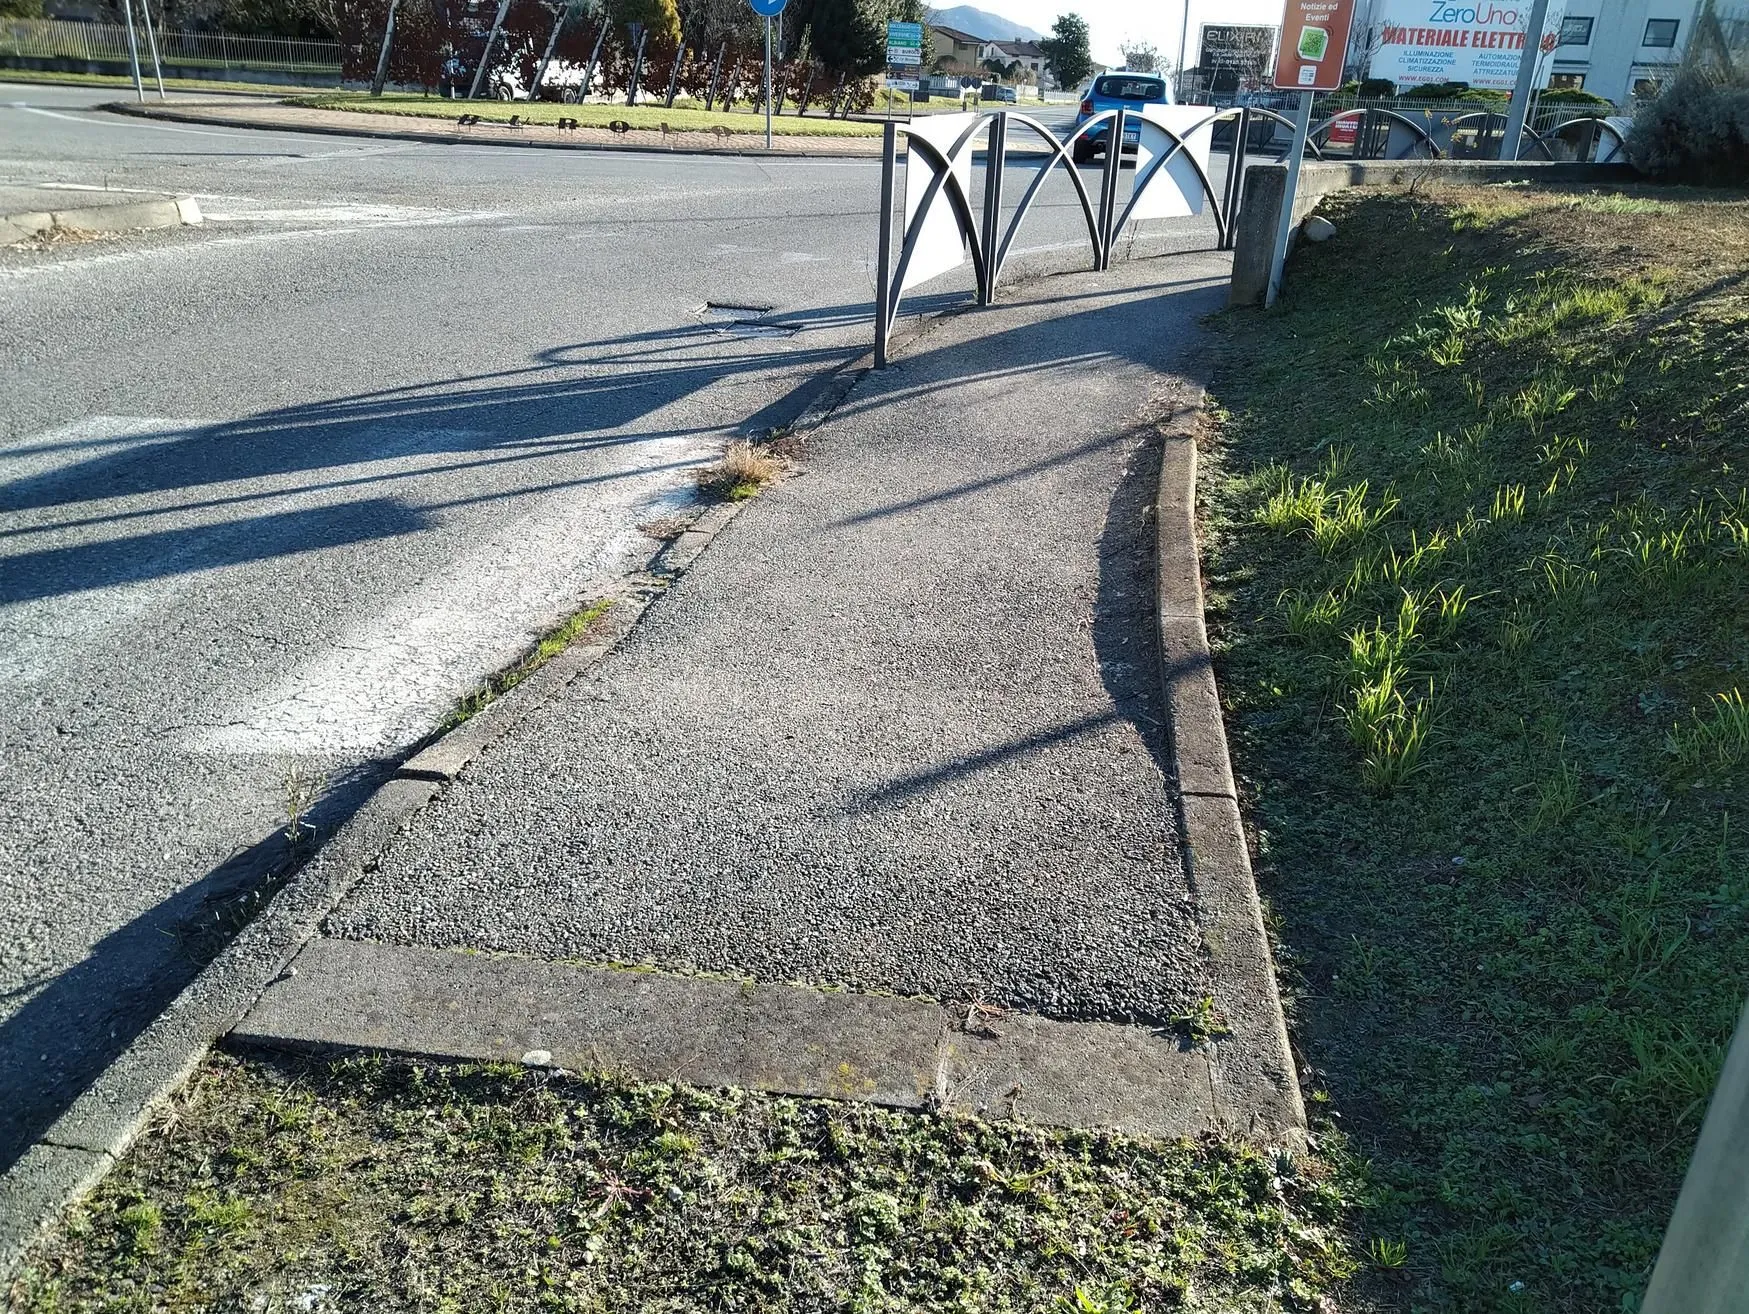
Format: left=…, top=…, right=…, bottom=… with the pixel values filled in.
left=1273, top=0, right=1358, bottom=90
left=1368, top=0, right=1567, bottom=90
left=1199, top=23, right=1276, bottom=89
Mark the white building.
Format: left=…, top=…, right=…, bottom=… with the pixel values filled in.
left=1548, top=0, right=1696, bottom=100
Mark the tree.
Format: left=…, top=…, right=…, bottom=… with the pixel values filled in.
left=1040, top=12, right=1093, bottom=90
left=787, top=0, right=881, bottom=81
left=608, top=0, right=679, bottom=46
left=1119, top=39, right=1157, bottom=72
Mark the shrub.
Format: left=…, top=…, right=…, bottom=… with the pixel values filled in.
left=1358, top=77, right=1396, bottom=99
left=1539, top=86, right=1613, bottom=106
left=1628, top=73, right=1749, bottom=183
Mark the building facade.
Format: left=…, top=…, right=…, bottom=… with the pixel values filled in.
left=1548, top=0, right=1697, bottom=99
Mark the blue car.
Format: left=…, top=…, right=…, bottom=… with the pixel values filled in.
left=1071, top=72, right=1171, bottom=164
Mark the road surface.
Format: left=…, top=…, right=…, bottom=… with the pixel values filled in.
left=0, top=81, right=1224, bottom=1169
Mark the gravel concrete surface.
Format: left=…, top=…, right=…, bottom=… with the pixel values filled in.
left=0, top=79, right=1222, bottom=1169
left=331, top=255, right=1230, bottom=1021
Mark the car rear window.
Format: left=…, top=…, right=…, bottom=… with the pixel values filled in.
left=1094, top=76, right=1164, bottom=101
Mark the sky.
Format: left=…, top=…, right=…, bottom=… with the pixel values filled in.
left=987, top=0, right=1285, bottom=68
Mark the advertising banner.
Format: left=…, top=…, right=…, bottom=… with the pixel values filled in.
left=1368, top=0, right=1566, bottom=90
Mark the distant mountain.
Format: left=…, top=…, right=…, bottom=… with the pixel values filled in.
left=923, top=5, right=1046, bottom=42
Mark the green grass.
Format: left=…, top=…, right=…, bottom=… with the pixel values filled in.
left=300, top=92, right=884, bottom=137
left=0, top=68, right=338, bottom=94
left=8, top=1049, right=1355, bottom=1312
left=439, top=597, right=612, bottom=732
left=1203, top=184, right=1749, bottom=1311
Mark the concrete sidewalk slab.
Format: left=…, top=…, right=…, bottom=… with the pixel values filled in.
left=235, top=937, right=1223, bottom=1136
left=327, top=258, right=1228, bottom=1028
left=0, top=184, right=201, bottom=245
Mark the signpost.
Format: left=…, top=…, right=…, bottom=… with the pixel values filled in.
left=1265, top=0, right=1356, bottom=307
left=749, top=0, right=786, bottom=149
left=885, top=20, right=922, bottom=117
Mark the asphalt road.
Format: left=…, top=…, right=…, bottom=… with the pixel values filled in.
left=0, top=82, right=1224, bottom=1169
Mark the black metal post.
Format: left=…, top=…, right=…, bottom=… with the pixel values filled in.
left=1097, top=108, right=1126, bottom=271
left=626, top=27, right=647, bottom=105
left=978, top=111, right=1006, bottom=304
left=1220, top=106, right=1249, bottom=251
left=468, top=0, right=513, bottom=99
left=528, top=3, right=567, bottom=102
left=705, top=40, right=724, bottom=110
left=665, top=39, right=685, bottom=107
left=578, top=20, right=607, bottom=104
left=371, top=0, right=401, bottom=96
left=875, top=122, right=896, bottom=369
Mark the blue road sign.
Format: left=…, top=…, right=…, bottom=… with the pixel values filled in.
left=748, top=0, right=785, bottom=15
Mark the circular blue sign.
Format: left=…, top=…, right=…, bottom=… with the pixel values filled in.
left=748, top=0, right=785, bottom=16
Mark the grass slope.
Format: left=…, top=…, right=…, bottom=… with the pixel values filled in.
left=1204, top=184, right=1749, bottom=1311
left=299, top=93, right=884, bottom=137
left=10, top=1051, right=1353, bottom=1312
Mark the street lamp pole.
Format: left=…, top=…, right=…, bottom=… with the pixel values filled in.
left=764, top=13, right=773, bottom=149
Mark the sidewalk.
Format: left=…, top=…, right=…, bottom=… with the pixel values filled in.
left=104, top=98, right=885, bottom=156
left=239, top=253, right=1300, bottom=1138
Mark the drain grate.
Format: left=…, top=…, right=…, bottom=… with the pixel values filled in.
left=696, top=302, right=799, bottom=338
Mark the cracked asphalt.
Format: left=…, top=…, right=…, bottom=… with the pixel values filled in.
left=0, top=81, right=1222, bottom=1166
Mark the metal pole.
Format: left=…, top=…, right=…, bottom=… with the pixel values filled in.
left=138, top=0, right=165, bottom=99
left=665, top=39, right=685, bottom=107
left=1220, top=105, right=1249, bottom=250
left=627, top=26, right=646, bottom=104
left=1177, top=0, right=1190, bottom=95
left=1265, top=89, right=1314, bottom=308
left=978, top=110, right=1006, bottom=303
left=764, top=14, right=772, bottom=149
left=529, top=2, right=567, bottom=102
left=1097, top=107, right=1125, bottom=270
left=874, top=121, right=896, bottom=368
left=372, top=0, right=401, bottom=97
left=468, top=0, right=513, bottom=99
left=119, top=0, right=144, bottom=101
left=1499, top=0, right=1550, bottom=160
left=579, top=19, right=608, bottom=103
left=1642, top=996, right=1749, bottom=1314
left=705, top=39, right=724, bottom=110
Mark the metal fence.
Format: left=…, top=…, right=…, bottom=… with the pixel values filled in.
left=2, top=18, right=340, bottom=75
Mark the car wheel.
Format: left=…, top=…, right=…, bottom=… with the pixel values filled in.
left=1071, top=140, right=1093, bottom=165
left=495, top=84, right=514, bottom=101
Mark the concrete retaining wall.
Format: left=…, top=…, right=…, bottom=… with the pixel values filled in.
left=1227, top=159, right=1641, bottom=307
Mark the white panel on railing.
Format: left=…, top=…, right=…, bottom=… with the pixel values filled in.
left=1127, top=105, right=1215, bottom=222
left=900, top=112, right=977, bottom=293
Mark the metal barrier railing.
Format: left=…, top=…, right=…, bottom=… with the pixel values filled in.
left=873, top=105, right=1296, bottom=368
left=2, top=18, right=340, bottom=74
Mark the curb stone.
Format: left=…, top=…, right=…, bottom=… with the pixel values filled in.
left=100, top=99, right=880, bottom=159
left=1154, top=400, right=1308, bottom=1145
left=1, top=194, right=201, bottom=245
left=0, top=285, right=953, bottom=1286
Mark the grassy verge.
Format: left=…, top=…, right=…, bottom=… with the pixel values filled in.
left=298, top=92, right=884, bottom=137
left=439, top=598, right=612, bottom=732
left=1203, top=183, right=1749, bottom=1310
left=10, top=1049, right=1354, bottom=1312
left=0, top=68, right=338, bottom=94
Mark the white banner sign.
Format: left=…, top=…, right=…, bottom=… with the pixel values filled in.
left=900, top=113, right=975, bottom=292
left=1127, top=105, right=1213, bottom=222
left=1368, top=0, right=1566, bottom=91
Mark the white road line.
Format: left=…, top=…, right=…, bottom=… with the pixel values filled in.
left=10, top=102, right=376, bottom=147
left=189, top=442, right=705, bottom=756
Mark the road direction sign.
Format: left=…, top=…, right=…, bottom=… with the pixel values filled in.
left=885, top=77, right=919, bottom=90
left=748, top=0, right=785, bottom=17
left=886, top=19, right=923, bottom=64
